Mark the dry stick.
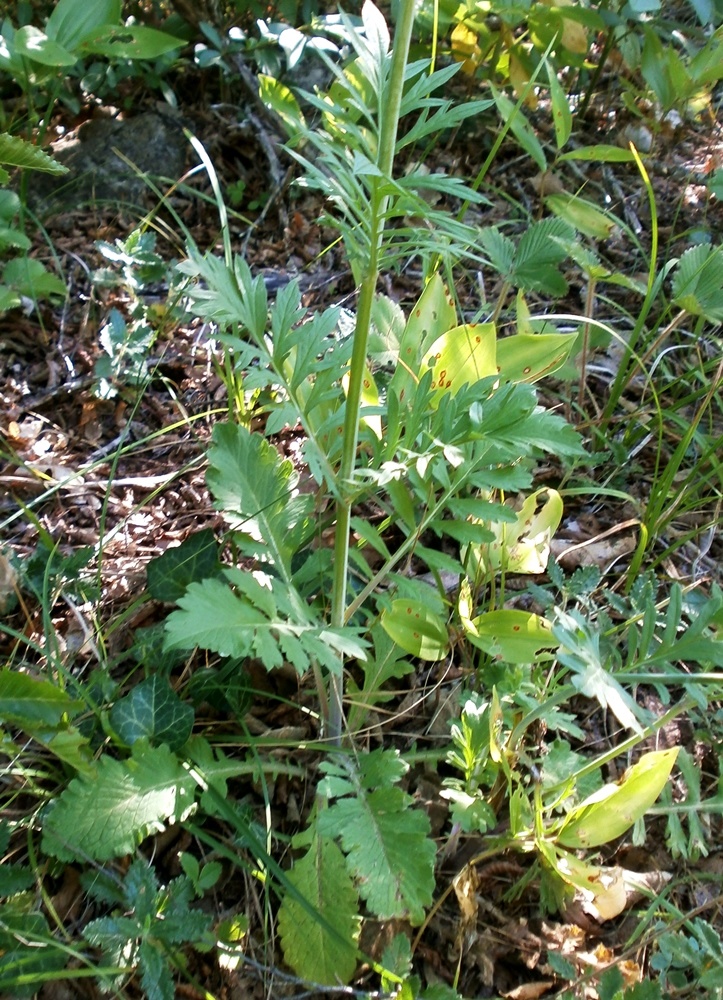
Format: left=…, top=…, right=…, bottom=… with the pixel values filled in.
left=231, top=52, right=291, bottom=250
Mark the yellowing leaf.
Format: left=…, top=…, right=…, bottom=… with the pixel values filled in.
left=390, top=273, right=457, bottom=405
left=552, top=854, right=628, bottom=921
left=465, top=609, right=558, bottom=663
left=557, top=747, right=680, bottom=849
left=510, top=53, right=538, bottom=108
left=560, top=16, right=588, bottom=55
left=381, top=600, right=448, bottom=660
left=496, top=331, right=577, bottom=383
left=451, top=22, right=481, bottom=74
left=422, top=322, right=497, bottom=405
left=342, top=363, right=382, bottom=438
left=469, top=488, right=563, bottom=578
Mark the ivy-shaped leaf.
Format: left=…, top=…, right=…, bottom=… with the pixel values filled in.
left=147, top=528, right=222, bottom=603
left=42, top=742, right=196, bottom=861
left=278, top=831, right=360, bottom=985
left=317, top=750, right=435, bottom=924
left=109, top=676, right=194, bottom=750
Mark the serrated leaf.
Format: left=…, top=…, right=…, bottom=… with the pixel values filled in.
left=207, top=423, right=312, bottom=578
left=109, top=676, right=194, bottom=751
left=317, top=752, right=435, bottom=924
left=164, top=573, right=367, bottom=676
left=278, top=832, right=360, bottom=985
left=0, top=669, right=81, bottom=727
left=147, top=528, right=222, bottom=603
left=0, top=133, right=69, bottom=174
left=0, top=864, right=34, bottom=896
left=671, top=244, right=723, bottom=322
left=42, top=742, right=196, bottom=861
left=318, top=784, right=435, bottom=924
left=381, top=599, right=449, bottom=660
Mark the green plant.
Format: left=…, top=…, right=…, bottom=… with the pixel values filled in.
left=81, top=857, right=216, bottom=1000
left=0, top=0, right=184, bottom=132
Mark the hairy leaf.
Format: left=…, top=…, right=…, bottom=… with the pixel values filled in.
left=318, top=751, right=435, bottom=924
left=278, top=832, right=360, bottom=985
left=42, top=742, right=196, bottom=861
left=207, top=423, right=312, bottom=578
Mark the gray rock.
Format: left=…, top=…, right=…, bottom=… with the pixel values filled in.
left=26, top=108, right=189, bottom=215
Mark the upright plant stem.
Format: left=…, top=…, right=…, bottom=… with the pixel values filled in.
left=327, top=1, right=417, bottom=744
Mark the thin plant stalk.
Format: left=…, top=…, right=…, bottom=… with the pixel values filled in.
left=327, top=0, right=417, bottom=743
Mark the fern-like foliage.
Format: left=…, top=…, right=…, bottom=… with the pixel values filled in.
left=164, top=569, right=367, bottom=674
left=206, top=422, right=313, bottom=579
left=278, top=829, right=360, bottom=985
left=316, top=749, right=436, bottom=925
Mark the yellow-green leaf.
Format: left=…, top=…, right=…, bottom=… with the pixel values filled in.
left=422, top=322, right=497, bottom=405
left=496, top=331, right=577, bottom=383
left=381, top=600, right=448, bottom=660
left=545, top=193, right=615, bottom=239
left=557, top=747, right=680, bottom=849
left=465, top=609, right=558, bottom=663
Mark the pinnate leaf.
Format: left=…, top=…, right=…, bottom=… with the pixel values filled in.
left=42, top=742, right=196, bottom=861
left=317, top=750, right=435, bottom=924
left=207, top=423, right=312, bottom=577
left=164, top=571, right=367, bottom=675
left=278, top=832, right=360, bottom=985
